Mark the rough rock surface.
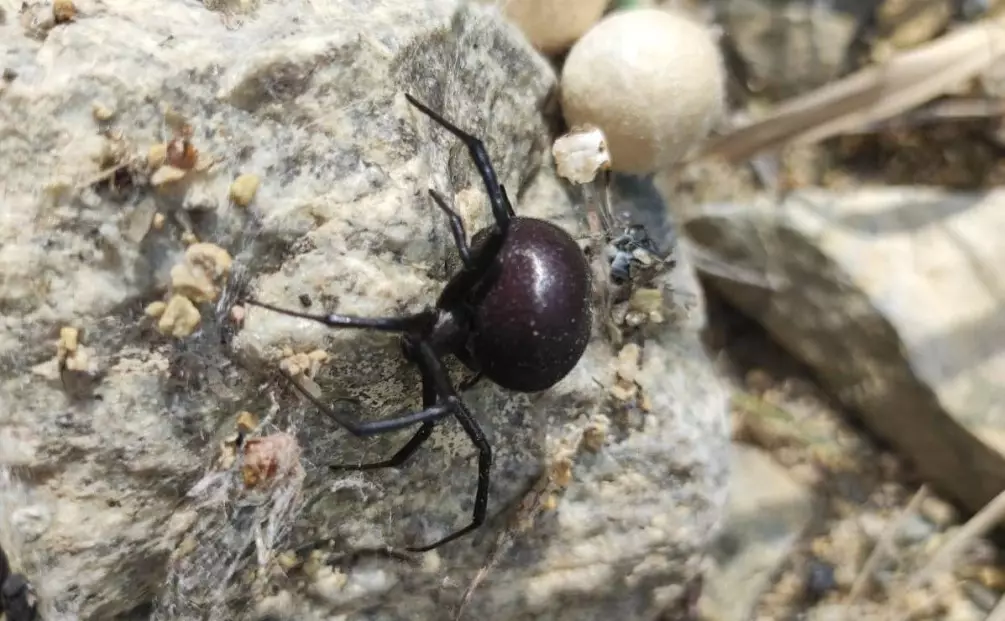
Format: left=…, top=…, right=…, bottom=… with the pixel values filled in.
left=700, top=445, right=814, bottom=621
left=685, top=187, right=1005, bottom=515
left=0, top=1, right=730, bottom=620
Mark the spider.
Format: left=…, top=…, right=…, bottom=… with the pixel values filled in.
left=241, top=93, right=593, bottom=552
left=0, top=545, right=38, bottom=621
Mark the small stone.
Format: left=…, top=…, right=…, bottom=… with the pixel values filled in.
left=616, top=342, right=641, bottom=383
left=156, top=294, right=201, bottom=338
left=147, top=144, right=168, bottom=169
left=896, top=514, right=935, bottom=545
left=581, top=417, right=608, bottom=452
left=185, top=242, right=233, bottom=279
left=58, top=326, right=79, bottom=355
left=229, top=173, right=260, bottom=206
left=561, top=9, right=726, bottom=174
left=151, top=212, right=165, bottom=230
left=609, top=378, right=637, bottom=401
left=256, top=590, right=294, bottom=618
left=552, top=124, right=611, bottom=184
left=170, top=242, right=233, bottom=303
left=150, top=164, right=187, bottom=187
left=145, top=301, right=167, bottom=318
left=92, top=102, right=114, bottom=122
left=53, top=0, right=75, bottom=23
left=170, top=262, right=216, bottom=304
left=236, top=410, right=259, bottom=433
left=920, top=496, right=958, bottom=528
left=628, top=287, right=663, bottom=314
left=802, top=558, right=837, bottom=604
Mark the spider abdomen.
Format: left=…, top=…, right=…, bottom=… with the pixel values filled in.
left=468, top=217, right=592, bottom=393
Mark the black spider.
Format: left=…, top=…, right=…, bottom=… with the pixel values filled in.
left=241, top=93, right=593, bottom=552
left=0, top=545, right=38, bottom=621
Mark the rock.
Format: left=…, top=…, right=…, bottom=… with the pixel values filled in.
left=684, top=187, right=1005, bottom=515
left=0, top=1, right=730, bottom=620
left=717, top=0, right=860, bottom=98
left=700, top=445, right=815, bottom=621
left=560, top=8, right=726, bottom=175
left=479, top=0, right=610, bottom=55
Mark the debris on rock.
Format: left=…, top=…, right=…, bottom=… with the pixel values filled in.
left=279, top=348, right=329, bottom=381
left=169, top=242, right=233, bottom=304
left=150, top=164, right=188, bottom=189
left=147, top=144, right=168, bottom=169
left=241, top=432, right=303, bottom=490
left=552, top=125, right=611, bottom=185
left=229, top=173, right=260, bottom=207
left=166, top=125, right=199, bottom=170
left=156, top=294, right=202, bottom=338
left=52, top=0, right=76, bottom=24
left=91, top=101, right=114, bottom=122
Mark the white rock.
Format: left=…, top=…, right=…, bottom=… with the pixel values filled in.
left=561, top=9, right=726, bottom=174
left=685, top=186, right=1005, bottom=516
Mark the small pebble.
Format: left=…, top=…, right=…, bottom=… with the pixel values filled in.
left=156, top=294, right=201, bottom=337
left=92, top=102, right=115, bottom=122
left=299, top=293, right=312, bottom=307
left=896, top=514, right=935, bottom=544
left=235, top=410, right=259, bottom=433
left=229, top=173, right=260, bottom=206
left=553, top=125, right=611, bottom=184
left=802, top=558, right=837, bottom=604
left=561, top=9, right=726, bottom=174
left=145, top=301, right=167, bottom=318
left=148, top=144, right=168, bottom=169
left=53, top=0, right=75, bottom=23
left=920, top=496, right=958, bottom=527
left=616, top=342, right=641, bottom=383
left=150, top=164, right=187, bottom=187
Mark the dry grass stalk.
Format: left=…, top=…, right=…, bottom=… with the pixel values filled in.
left=845, top=484, right=929, bottom=606
left=906, top=486, right=1005, bottom=590
left=700, top=17, right=1005, bottom=163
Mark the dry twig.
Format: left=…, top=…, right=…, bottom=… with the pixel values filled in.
left=845, top=484, right=929, bottom=606
left=907, top=486, right=1005, bottom=590
left=700, top=17, right=1005, bottom=163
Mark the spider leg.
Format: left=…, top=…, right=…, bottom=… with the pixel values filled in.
left=1, top=573, right=37, bottom=621
left=427, top=189, right=473, bottom=269
left=0, top=547, right=37, bottom=621
left=404, top=94, right=511, bottom=233
left=242, top=298, right=437, bottom=335
left=500, top=183, right=516, bottom=218
left=329, top=364, right=439, bottom=471
left=276, top=366, right=454, bottom=436
left=403, top=340, right=491, bottom=553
